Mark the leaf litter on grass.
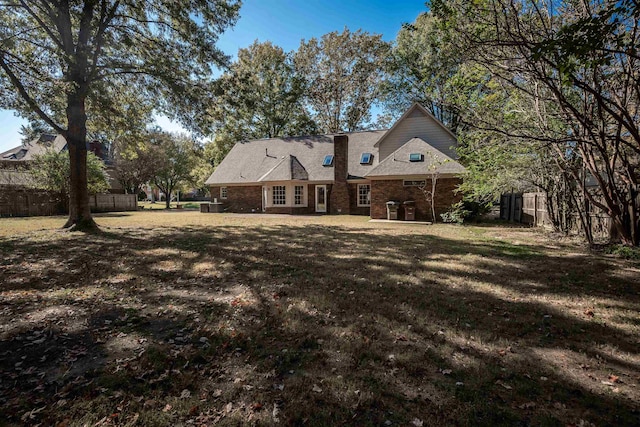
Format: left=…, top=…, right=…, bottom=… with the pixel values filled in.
left=0, top=211, right=639, bottom=425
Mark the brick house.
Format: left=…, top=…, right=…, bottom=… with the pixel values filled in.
left=205, top=103, right=465, bottom=220
left=0, top=134, right=124, bottom=193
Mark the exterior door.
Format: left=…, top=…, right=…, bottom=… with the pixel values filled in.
left=315, top=185, right=327, bottom=213
left=262, top=186, right=267, bottom=212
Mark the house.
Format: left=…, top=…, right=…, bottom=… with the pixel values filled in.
left=205, top=103, right=466, bottom=220
left=0, top=134, right=123, bottom=193
left=0, top=134, right=136, bottom=216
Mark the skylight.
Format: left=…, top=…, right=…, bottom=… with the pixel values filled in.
left=322, top=154, right=334, bottom=166
left=409, top=153, right=423, bottom=162
left=360, top=152, right=372, bottom=164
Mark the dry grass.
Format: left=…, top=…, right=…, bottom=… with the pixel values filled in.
left=0, top=211, right=639, bottom=426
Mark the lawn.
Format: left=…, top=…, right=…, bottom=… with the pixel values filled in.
left=0, top=212, right=639, bottom=426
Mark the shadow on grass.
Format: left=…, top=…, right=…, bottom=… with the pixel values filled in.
left=0, top=224, right=638, bottom=426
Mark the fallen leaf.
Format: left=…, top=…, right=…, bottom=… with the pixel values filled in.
left=162, top=404, right=172, bottom=412
left=608, top=375, right=620, bottom=383
left=312, top=384, right=322, bottom=393
left=180, top=389, right=191, bottom=399
left=518, top=402, right=536, bottom=409
left=412, top=418, right=424, bottom=426
left=495, top=380, right=512, bottom=390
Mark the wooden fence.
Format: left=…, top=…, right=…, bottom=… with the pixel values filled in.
left=0, top=189, right=64, bottom=217
left=0, top=189, right=137, bottom=217
left=500, top=191, right=615, bottom=239
left=501, top=192, right=552, bottom=226
left=91, top=193, right=137, bottom=212
left=521, top=192, right=549, bottom=227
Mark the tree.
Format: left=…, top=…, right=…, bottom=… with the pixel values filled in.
left=19, top=121, right=53, bottom=145
left=150, top=132, right=200, bottom=209
left=430, top=0, right=640, bottom=245
left=0, top=1, right=239, bottom=231
left=30, top=150, right=109, bottom=206
left=112, top=138, right=162, bottom=196
left=206, top=41, right=317, bottom=162
left=382, top=12, right=464, bottom=132
left=418, top=152, right=450, bottom=222
left=189, top=146, right=215, bottom=197
left=294, top=28, right=391, bottom=133
left=210, top=41, right=317, bottom=139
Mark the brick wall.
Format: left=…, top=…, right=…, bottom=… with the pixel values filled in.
left=329, top=182, right=350, bottom=214
left=210, top=185, right=262, bottom=213
left=370, top=178, right=462, bottom=221
left=349, top=183, right=371, bottom=216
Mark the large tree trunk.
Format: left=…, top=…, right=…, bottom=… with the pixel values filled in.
left=63, top=91, right=99, bottom=232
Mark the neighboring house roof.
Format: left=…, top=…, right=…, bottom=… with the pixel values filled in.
left=366, top=137, right=466, bottom=178
left=205, top=130, right=387, bottom=185
left=0, top=134, right=67, bottom=161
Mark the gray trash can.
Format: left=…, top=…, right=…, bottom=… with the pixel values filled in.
left=403, top=200, right=415, bottom=221
left=386, top=201, right=400, bottom=220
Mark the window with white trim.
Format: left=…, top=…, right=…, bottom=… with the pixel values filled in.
left=358, top=184, right=371, bottom=207
left=272, top=185, right=286, bottom=205
left=294, top=185, right=304, bottom=205
left=220, top=187, right=227, bottom=199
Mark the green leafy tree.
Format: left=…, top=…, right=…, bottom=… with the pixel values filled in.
left=294, top=28, right=391, bottom=133
left=30, top=150, right=109, bottom=208
left=112, top=138, right=163, bottom=196
left=430, top=0, right=640, bottom=245
left=207, top=41, right=317, bottom=163
left=189, top=146, right=215, bottom=197
left=211, top=41, right=317, bottom=139
left=19, top=121, right=53, bottom=145
left=149, top=132, right=200, bottom=209
left=383, top=12, right=464, bottom=132
left=0, top=1, right=239, bottom=231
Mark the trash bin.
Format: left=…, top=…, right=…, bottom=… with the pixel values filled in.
left=403, top=200, right=416, bottom=221
left=386, top=201, right=400, bottom=220
left=200, top=203, right=210, bottom=213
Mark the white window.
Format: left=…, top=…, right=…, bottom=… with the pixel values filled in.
left=273, top=185, right=286, bottom=205
left=358, top=184, right=371, bottom=207
left=220, top=187, right=227, bottom=199
left=294, top=185, right=304, bottom=205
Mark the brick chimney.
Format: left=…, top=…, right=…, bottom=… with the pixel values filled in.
left=330, top=134, right=350, bottom=214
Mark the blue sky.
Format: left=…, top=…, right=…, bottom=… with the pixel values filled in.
left=0, top=0, right=426, bottom=153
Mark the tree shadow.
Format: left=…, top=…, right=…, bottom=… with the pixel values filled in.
left=0, top=223, right=638, bottom=425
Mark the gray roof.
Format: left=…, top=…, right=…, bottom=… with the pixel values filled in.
left=257, top=155, right=309, bottom=181
left=205, top=130, right=387, bottom=185
left=0, top=134, right=67, bottom=161
left=366, top=137, right=465, bottom=177
left=205, top=104, right=466, bottom=186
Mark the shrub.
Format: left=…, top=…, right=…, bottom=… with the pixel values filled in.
left=441, top=200, right=492, bottom=224
left=604, top=244, right=640, bottom=260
